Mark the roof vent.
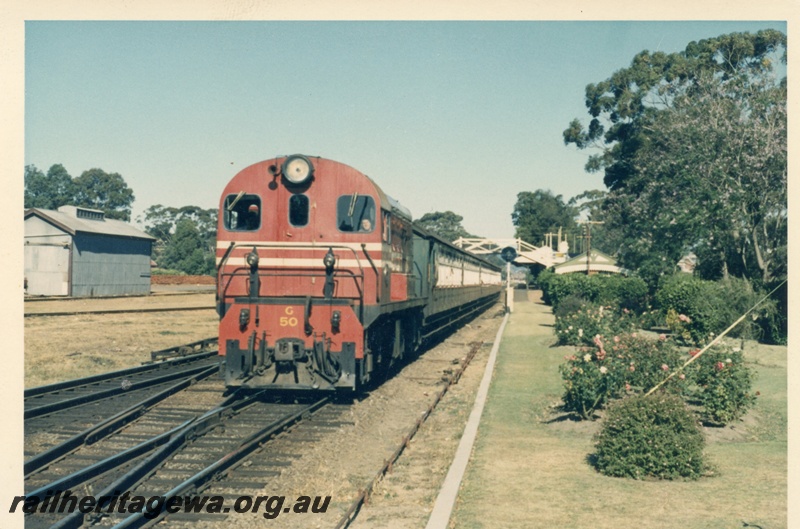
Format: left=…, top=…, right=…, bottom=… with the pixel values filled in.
left=58, top=205, right=105, bottom=221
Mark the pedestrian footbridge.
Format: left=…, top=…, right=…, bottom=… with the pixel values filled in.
left=451, top=237, right=569, bottom=268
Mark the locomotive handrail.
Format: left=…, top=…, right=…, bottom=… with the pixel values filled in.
left=217, top=241, right=368, bottom=272
left=217, top=242, right=372, bottom=319
left=220, top=268, right=364, bottom=302
left=360, top=242, right=380, bottom=303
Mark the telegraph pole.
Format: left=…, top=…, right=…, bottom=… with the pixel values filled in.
left=577, top=221, right=604, bottom=275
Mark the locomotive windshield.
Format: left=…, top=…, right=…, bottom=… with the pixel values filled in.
left=289, top=194, right=309, bottom=227
left=223, top=193, right=261, bottom=231
left=337, top=194, right=375, bottom=233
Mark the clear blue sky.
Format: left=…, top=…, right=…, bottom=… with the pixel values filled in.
left=25, top=20, right=787, bottom=239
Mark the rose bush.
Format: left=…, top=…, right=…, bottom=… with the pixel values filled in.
left=684, top=344, right=757, bottom=425
left=554, top=302, right=637, bottom=346
left=559, top=333, right=685, bottom=420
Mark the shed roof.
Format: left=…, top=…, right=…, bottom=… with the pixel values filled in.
left=24, top=206, right=155, bottom=240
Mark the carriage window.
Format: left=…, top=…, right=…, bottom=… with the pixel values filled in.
left=289, top=194, right=309, bottom=227
left=223, top=193, right=261, bottom=231
left=337, top=194, right=375, bottom=233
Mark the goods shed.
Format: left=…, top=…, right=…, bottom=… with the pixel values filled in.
left=24, top=205, right=155, bottom=297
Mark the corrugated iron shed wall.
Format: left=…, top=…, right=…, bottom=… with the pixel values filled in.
left=24, top=216, right=72, bottom=296
left=71, top=234, right=152, bottom=297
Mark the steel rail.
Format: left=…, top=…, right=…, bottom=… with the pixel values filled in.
left=25, top=360, right=220, bottom=420
left=148, top=337, right=218, bottom=362
left=25, top=419, right=194, bottom=501
left=25, top=346, right=217, bottom=399
left=24, top=364, right=219, bottom=476
left=108, top=397, right=330, bottom=529
left=24, top=305, right=215, bottom=317
left=28, top=388, right=248, bottom=503
left=47, top=390, right=257, bottom=529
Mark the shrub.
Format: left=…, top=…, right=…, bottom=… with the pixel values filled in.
left=593, top=393, right=707, bottom=480
left=539, top=272, right=587, bottom=308
left=684, top=344, right=757, bottom=426
left=559, top=352, right=614, bottom=421
left=559, top=333, right=685, bottom=420
left=597, top=274, right=649, bottom=313
left=655, top=275, right=726, bottom=344
left=552, top=293, right=586, bottom=320
left=715, top=277, right=783, bottom=344
left=655, top=274, right=783, bottom=345
left=540, top=271, right=650, bottom=315
left=610, top=334, right=685, bottom=393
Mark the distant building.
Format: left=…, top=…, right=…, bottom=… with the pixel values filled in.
left=552, top=249, right=623, bottom=275
left=677, top=253, right=697, bottom=273
left=24, top=205, right=155, bottom=297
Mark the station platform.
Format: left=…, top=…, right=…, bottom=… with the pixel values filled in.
left=425, top=288, right=560, bottom=528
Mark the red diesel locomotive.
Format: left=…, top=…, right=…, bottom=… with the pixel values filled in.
left=216, top=155, right=502, bottom=391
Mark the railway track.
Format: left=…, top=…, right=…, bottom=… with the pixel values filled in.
left=25, top=342, right=221, bottom=473
left=24, top=376, right=228, bottom=494
left=24, top=394, right=335, bottom=529
left=25, top=351, right=219, bottom=420
left=24, top=305, right=215, bottom=317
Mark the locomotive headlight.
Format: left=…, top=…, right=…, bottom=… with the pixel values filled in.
left=246, top=249, right=259, bottom=269
left=323, top=248, right=336, bottom=270
left=281, top=154, right=314, bottom=185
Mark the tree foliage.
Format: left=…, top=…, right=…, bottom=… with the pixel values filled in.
left=511, top=190, right=576, bottom=246
left=24, top=164, right=136, bottom=221
left=159, top=219, right=214, bottom=275
left=73, top=168, right=136, bottom=221
left=413, top=210, right=475, bottom=242
left=564, top=30, right=787, bottom=286
left=614, top=72, right=786, bottom=284
left=25, top=164, right=76, bottom=210
left=139, top=204, right=217, bottom=275
left=564, top=29, right=786, bottom=190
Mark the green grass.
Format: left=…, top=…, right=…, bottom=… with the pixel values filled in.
left=452, top=299, right=787, bottom=529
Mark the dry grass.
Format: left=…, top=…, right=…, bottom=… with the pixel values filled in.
left=24, top=293, right=218, bottom=387
left=452, top=297, right=787, bottom=529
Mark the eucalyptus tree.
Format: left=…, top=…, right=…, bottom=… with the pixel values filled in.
left=511, top=190, right=576, bottom=247
left=24, top=164, right=76, bottom=210
left=564, top=29, right=786, bottom=285
left=413, top=210, right=475, bottom=242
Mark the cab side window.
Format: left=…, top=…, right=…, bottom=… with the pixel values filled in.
left=337, top=195, right=375, bottom=233
left=224, top=194, right=261, bottom=231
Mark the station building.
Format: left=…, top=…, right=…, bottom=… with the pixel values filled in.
left=552, top=248, right=623, bottom=275
left=24, top=205, right=155, bottom=297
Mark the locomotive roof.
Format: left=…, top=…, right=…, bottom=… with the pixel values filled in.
left=266, top=154, right=413, bottom=222
left=381, top=193, right=412, bottom=221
